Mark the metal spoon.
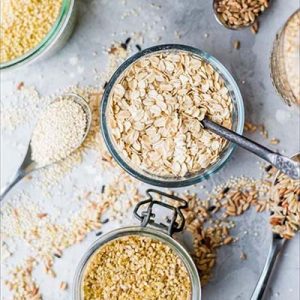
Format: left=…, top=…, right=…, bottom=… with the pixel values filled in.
left=202, top=118, right=300, bottom=180
left=250, top=153, right=300, bottom=300
left=0, top=93, right=92, bottom=201
left=212, top=0, right=262, bottom=30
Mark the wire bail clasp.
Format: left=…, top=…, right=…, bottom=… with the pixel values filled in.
left=133, top=189, right=188, bottom=236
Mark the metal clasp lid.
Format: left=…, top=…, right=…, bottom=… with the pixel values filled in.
left=133, top=189, right=188, bottom=236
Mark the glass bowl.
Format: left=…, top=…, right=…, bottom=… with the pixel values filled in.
left=101, top=44, right=244, bottom=187
left=0, top=0, right=77, bottom=71
left=270, top=9, right=300, bottom=107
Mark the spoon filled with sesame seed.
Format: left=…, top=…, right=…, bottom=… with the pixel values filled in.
left=0, top=93, right=91, bottom=201
left=202, top=118, right=300, bottom=180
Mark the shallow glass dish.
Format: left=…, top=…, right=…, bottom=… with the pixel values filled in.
left=101, top=44, right=244, bottom=187
left=0, top=0, right=77, bottom=71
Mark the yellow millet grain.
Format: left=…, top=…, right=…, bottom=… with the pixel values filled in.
left=82, top=235, right=192, bottom=300
left=0, top=0, right=63, bottom=63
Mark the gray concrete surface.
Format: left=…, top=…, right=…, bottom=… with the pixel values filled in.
left=1, top=0, right=299, bottom=299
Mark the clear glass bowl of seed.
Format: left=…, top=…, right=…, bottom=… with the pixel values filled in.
left=0, top=0, right=77, bottom=71
left=101, top=44, right=244, bottom=187
left=270, top=9, right=300, bottom=106
left=73, top=189, right=201, bottom=300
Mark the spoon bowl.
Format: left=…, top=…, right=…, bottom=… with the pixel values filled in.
left=0, top=93, right=92, bottom=200
left=212, top=0, right=252, bottom=30
left=212, top=0, right=265, bottom=30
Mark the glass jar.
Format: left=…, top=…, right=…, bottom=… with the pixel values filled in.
left=100, top=44, right=245, bottom=188
left=73, top=189, right=201, bottom=300
left=270, top=9, right=300, bottom=106
left=0, top=0, right=77, bottom=71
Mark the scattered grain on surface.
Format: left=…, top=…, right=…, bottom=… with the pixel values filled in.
left=233, top=40, right=240, bottom=49
left=270, top=172, right=300, bottom=239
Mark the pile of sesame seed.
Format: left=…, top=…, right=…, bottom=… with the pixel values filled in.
left=82, top=236, right=191, bottom=300
left=0, top=0, right=63, bottom=63
left=31, top=96, right=88, bottom=166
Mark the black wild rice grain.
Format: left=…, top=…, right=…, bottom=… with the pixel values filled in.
left=223, top=187, right=230, bottom=194
left=136, top=44, right=142, bottom=51
left=265, top=165, right=272, bottom=173
left=101, top=185, right=106, bottom=194
left=125, top=37, right=131, bottom=45
left=100, top=218, right=109, bottom=224
left=208, top=205, right=216, bottom=212
left=120, top=43, right=127, bottom=50
left=121, top=38, right=131, bottom=50
left=96, top=231, right=103, bottom=236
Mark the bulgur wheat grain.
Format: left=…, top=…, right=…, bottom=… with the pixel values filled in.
left=82, top=236, right=191, bottom=300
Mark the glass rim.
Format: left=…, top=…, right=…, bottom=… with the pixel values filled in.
left=269, top=9, right=300, bottom=106
left=0, top=0, right=74, bottom=70
left=101, top=44, right=245, bottom=187
left=73, top=226, right=201, bottom=300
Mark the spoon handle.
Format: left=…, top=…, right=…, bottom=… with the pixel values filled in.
left=0, top=145, right=36, bottom=201
left=250, top=236, right=286, bottom=300
left=202, top=119, right=300, bottom=179
left=0, top=170, right=26, bottom=201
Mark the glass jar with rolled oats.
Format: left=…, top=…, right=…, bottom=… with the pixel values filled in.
left=73, top=190, right=201, bottom=300
left=101, top=44, right=244, bottom=187
left=270, top=9, right=300, bottom=106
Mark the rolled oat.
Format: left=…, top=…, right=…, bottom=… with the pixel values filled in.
left=109, top=51, right=233, bottom=177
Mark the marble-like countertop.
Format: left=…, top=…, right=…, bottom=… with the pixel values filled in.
left=1, top=1, right=299, bottom=299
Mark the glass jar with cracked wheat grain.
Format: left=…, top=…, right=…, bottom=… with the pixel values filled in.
left=73, top=190, right=201, bottom=300
left=0, top=0, right=77, bottom=71
left=101, top=44, right=244, bottom=187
